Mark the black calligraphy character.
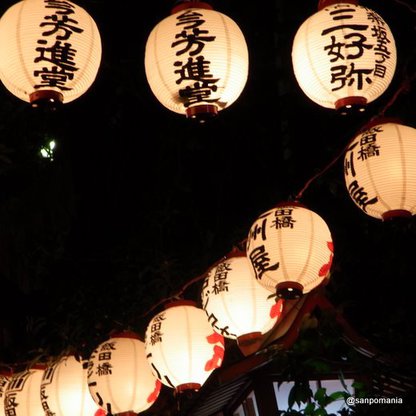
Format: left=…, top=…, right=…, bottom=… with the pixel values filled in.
left=358, top=143, right=380, bottom=160
left=35, top=40, right=78, bottom=72
left=374, top=64, right=387, bottom=78
left=96, top=362, right=112, bottom=376
left=272, top=215, right=296, bottom=229
left=100, top=342, right=116, bottom=351
left=324, top=36, right=345, bottom=62
left=45, top=0, right=75, bottom=15
left=322, top=24, right=368, bottom=36
left=344, top=143, right=357, bottom=177
left=5, top=393, right=18, bottom=416
left=175, top=10, right=205, bottom=30
left=366, top=10, right=385, bottom=27
left=179, top=81, right=218, bottom=107
left=40, top=14, right=84, bottom=40
left=174, top=56, right=219, bottom=85
left=328, top=6, right=356, bottom=21
left=330, top=62, right=373, bottom=91
left=212, top=279, right=229, bottom=294
left=172, top=28, right=215, bottom=56
left=33, top=66, right=74, bottom=90
left=249, top=218, right=267, bottom=241
left=343, top=32, right=373, bottom=59
left=249, top=245, right=279, bottom=280
left=150, top=331, right=163, bottom=345
left=348, top=180, right=378, bottom=212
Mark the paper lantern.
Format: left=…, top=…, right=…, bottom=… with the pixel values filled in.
left=0, top=0, right=102, bottom=106
left=4, top=365, right=45, bottom=416
left=344, top=120, right=416, bottom=220
left=87, top=331, right=161, bottom=415
left=292, top=0, right=396, bottom=113
left=246, top=203, right=334, bottom=299
left=201, top=250, right=284, bottom=347
left=145, top=300, right=225, bottom=391
left=40, top=356, right=99, bottom=416
left=144, top=1, right=249, bottom=121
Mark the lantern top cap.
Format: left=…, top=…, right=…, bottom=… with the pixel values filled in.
left=171, top=1, right=213, bottom=14
left=109, top=330, right=140, bottom=340
left=317, top=0, right=359, bottom=11
left=274, top=201, right=307, bottom=209
left=165, top=299, right=197, bottom=309
left=31, top=363, right=47, bottom=370
left=225, top=246, right=246, bottom=259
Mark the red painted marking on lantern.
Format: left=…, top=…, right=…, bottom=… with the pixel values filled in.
left=204, top=345, right=225, bottom=371
left=147, top=379, right=161, bottom=403
left=204, top=332, right=225, bottom=371
left=270, top=299, right=284, bottom=319
left=94, top=408, right=106, bottom=416
left=206, top=331, right=225, bottom=346
left=319, top=241, right=334, bottom=277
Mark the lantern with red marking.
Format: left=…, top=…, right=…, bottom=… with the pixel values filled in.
left=201, top=249, right=284, bottom=348
left=344, top=120, right=416, bottom=220
left=291, top=0, right=396, bottom=114
left=246, top=203, right=334, bottom=299
left=144, top=1, right=249, bottom=121
left=87, top=331, right=161, bottom=415
left=40, top=355, right=100, bottom=416
left=4, top=365, right=46, bottom=416
left=145, top=300, right=225, bottom=391
left=0, top=0, right=102, bottom=107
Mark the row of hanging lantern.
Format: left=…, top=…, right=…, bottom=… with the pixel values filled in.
left=0, top=202, right=331, bottom=414
left=0, top=293, right=282, bottom=416
left=0, top=0, right=413, bottom=413
left=0, top=0, right=398, bottom=116
left=0, top=0, right=411, bottom=220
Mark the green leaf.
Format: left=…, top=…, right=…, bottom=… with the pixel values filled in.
left=314, top=387, right=327, bottom=406
left=328, top=391, right=346, bottom=401
left=304, top=402, right=316, bottom=415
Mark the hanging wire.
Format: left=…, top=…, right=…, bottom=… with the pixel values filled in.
left=392, top=0, right=416, bottom=13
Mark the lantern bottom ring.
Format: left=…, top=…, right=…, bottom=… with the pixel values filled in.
left=177, top=382, right=201, bottom=392
left=276, top=281, right=304, bottom=300
left=335, top=96, right=367, bottom=116
left=237, top=331, right=263, bottom=347
left=382, top=209, right=413, bottom=221
left=30, top=90, right=63, bottom=109
left=186, top=104, right=218, bottom=122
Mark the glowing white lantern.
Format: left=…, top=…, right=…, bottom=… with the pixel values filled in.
left=246, top=203, right=334, bottom=299
left=201, top=250, right=284, bottom=347
left=4, top=365, right=46, bottom=416
left=292, top=0, right=396, bottom=113
left=40, top=355, right=100, bottom=416
left=145, top=300, right=225, bottom=391
left=344, top=120, right=416, bottom=220
left=145, top=2, right=249, bottom=121
left=87, top=331, right=161, bottom=415
left=0, top=0, right=102, bottom=106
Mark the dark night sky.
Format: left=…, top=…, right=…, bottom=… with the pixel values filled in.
left=0, top=0, right=415, bottom=391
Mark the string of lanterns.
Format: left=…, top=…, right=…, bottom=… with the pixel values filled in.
left=0, top=0, right=414, bottom=414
